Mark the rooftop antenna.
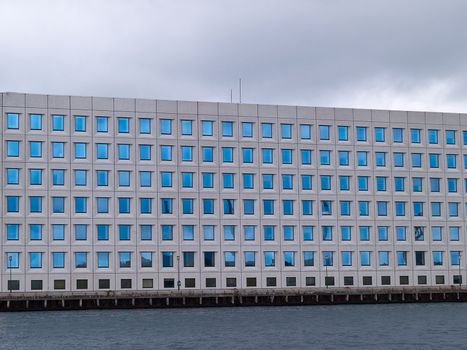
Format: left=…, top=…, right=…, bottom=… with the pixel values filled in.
left=239, top=78, right=242, bottom=104
left=230, top=89, right=233, bottom=103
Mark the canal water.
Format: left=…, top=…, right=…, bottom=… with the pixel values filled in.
left=0, top=303, right=466, bottom=349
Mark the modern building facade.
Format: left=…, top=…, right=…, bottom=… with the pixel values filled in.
left=1, top=92, right=467, bottom=292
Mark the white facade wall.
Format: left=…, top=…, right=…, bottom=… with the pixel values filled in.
left=0, top=92, right=466, bottom=292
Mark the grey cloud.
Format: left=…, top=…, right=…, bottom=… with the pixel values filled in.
left=1, top=0, right=467, bottom=112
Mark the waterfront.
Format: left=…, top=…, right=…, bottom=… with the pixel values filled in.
left=0, top=303, right=466, bottom=349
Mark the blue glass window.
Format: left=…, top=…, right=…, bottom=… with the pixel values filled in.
left=181, top=120, right=193, bottom=135
left=282, top=200, right=294, bottom=215
left=339, top=175, right=350, bottom=190
left=319, top=125, right=330, bottom=140
left=338, top=151, right=349, bottom=166
left=263, top=200, right=274, bottom=215
left=160, top=171, right=172, bottom=187
left=161, top=225, right=173, bottom=240
left=30, top=141, right=42, bottom=158
left=96, top=116, right=108, bottom=132
left=222, top=147, right=234, bottom=162
left=203, top=225, right=215, bottom=241
left=7, top=196, right=19, bottom=212
left=395, top=202, right=406, bottom=216
left=29, top=252, right=42, bottom=268
left=139, top=171, right=152, bottom=187
left=162, top=252, right=173, bottom=267
left=342, top=251, right=352, bottom=266
left=429, top=153, right=439, bottom=168
left=264, top=251, right=276, bottom=266
left=412, top=177, right=423, bottom=192
left=201, top=120, right=213, bottom=136
left=118, top=171, right=130, bottom=187
left=376, top=176, right=387, bottom=191
left=160, top=145, right=172, bottom=161
left=139, top=145, right=151, bottom=160
left=223, top=225, right=235, bottom=241
left=243, top=173, right=254, bottom=189
left=340, top=201, right=351, bottom=215
left=222, top=121, right=233, bottom=137
left=29, top=114, right=42, bottom=130
left=264, top=225, right=275, bottom=240
left=432, top=227, right=442, bottom=241
left=360, top=251, right=371, bottom=266
left=341, top=226, right=351, bottom=241
left=377, top=201, right=388, bottom=216
left=203, top=199, right=215, bottom=214
left=280, top=174, right=292, bottom=190
left=96, top=170, right=108, bottom=186
left=280, top=124, right=292, bottom=139
left=411, top=153, right=422, bottom=168
left=374, top=127, right=385, bottom=142
left=202, top=146, right=214, bottom=162
left=160, top=119, right=172, bottom=135
left=320, top=175, right=331, bottom=190
left=375, top=152, right=386, bottom=166
left=300, top=124, right=311, bottom=139
left=202, top=172, right=214, bottom=188
left=183, top=225, right=194, bottom=240
left=140, top=198, right=152, bottom=214
left=7, top=168, right=19, bottom=184
left=359, top=226, right=370, bottom=241
left=118, top=144, right=130, bottom=160
left=181, top=146, right=193, bottom=161
left=393, top=128, right=403, bottom=143
left=139, top=118, right=151, bottom=134
left=96, top=224, right=109, bottom=240
left=161, top=198, right=173, bottom=214
left=223, top=173, right=234, bottom=188
left=52, top=252, right=65, bottom=268
left=29, top=196, right=42, bottom=213
left=29, top=224, right=42, bottom=240
left=261, top=123, right=273, bottom=138
left=74, top=224, right=87, bottom=240
left=358, top=176, right=368, bottom=191
left=97, top=252, right=109, bottom=268
left=52, top=114, right=65, bottom=131
left=262, top=148, right=273, bottom=163
left=303, top=226, right=314, bottom=241
left=140, top=225, right=152, bottom=240
left=447, top=154, right=457, bottom=168
left=410, top=128, right=421, bottom=143
left=74, top=197, right=87, bottom=213
left=96, top=144, right=108, bottom=159
left=74, top=115, right=86, bottom=131
left=300, top=149, right=312, bottom=165
left=242, top=148, right=253, bottom=163
left=119, top=225, right=131, bottom=242
left=337, top=126, right=348, bottom=141
left=446, top=130, right=456, bottom=144
left=181, top=172, right=193, bottom=188
left=75, top=252, right=87, bottom=268
left=117, top=117, right=129, bottom=133
left=378, top=226, right=388, bottom=241
left=283, top=225, right=294, bottom=240
left=321, top=200, right=332, bottom=215
left=96, top=197, right=109, bottom=213
left=301, top=175, right=312, bottom=190
left=319, top=150, right=330, bottom=165
left=357, top=151, right=367, bottom=166
left=358, top=201, right=369, bottom=216
left=244, top=225, right=256, bottom=240
left=242, top=122, right=253, bottom=137
left=243, top=199, right=255, bottom=215
left=356, top=126, right=367, bottom=141
left=7, top=113, right=19, bottom=129
left=323, top=251, right=333, bottom=266
left=393, top=152, right=404, bottom=167
left=223, top=199, right=235, bottom=215
left=74, top=143, right=86, bottom=159
left=6, top=141, right=19, bottom=157
left=7, top=224, right=19, bottom=240
left=118, top=197, right=131, bottom=213
left=394, top=177, right=405, bottom=191
left=74, top=170, right=87, bottom=186
left=428, top=129, right=438, bottom=144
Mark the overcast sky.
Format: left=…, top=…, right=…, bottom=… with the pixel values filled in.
left=1, top=0, right=467, bottom=112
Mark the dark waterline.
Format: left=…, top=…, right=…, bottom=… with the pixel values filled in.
left=1, top=303, right=466, bottom=349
